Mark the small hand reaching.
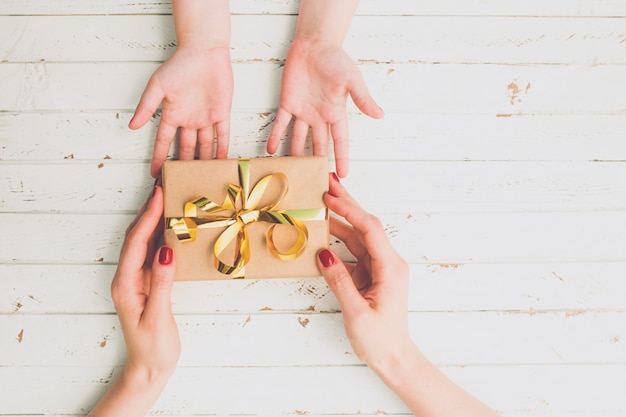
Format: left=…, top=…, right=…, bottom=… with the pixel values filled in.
left=130, top=47, right=234, bottom=177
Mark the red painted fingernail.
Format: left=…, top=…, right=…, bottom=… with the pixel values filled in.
left=331, top=172, right=340, bottom=182
left=318, top=249, right=335, bottom=267
left=158, top=246, right=173, bottom=265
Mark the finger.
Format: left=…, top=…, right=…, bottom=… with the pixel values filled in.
left=124, top=178, right=161, bottom=244
left=142, top=245, right=176, bottom=325
left=330, top=119, right=349, bottom=178
left=330, top=216, right=367, bottom=260
left=197, top=127, right=215, bottom=160
left=290, top=119, right=309, bottom=156
left=317, top=249, right=368, bottom=318
left=124, top=184, right=156, bottom=236
left=113, top=188, right=164, bottom=319
left=324, top=179, right=396, bottom=262
left=311, top=124, right=329, bottom=156
left=347, top=70, right=384, bottom=120
left=267, top=108, right=292, bottom=154
left=129, top=77, right=165, bottom=130
left=117, top=186, right=164, bottom=276
left=178, top=128, right=197, bottom=160
left=214, top=119, right=231, bottom=159
left=151, top=122, right=177, bottom=177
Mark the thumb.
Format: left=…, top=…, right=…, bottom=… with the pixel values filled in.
left=143, top=246, right=176, bottom=324
left=317, top=249, right=367, bottom=317
left=129, top=76, right=165, bottom=130
left=347, top=70, right=384, bottom=120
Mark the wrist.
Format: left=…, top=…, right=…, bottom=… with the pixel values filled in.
left=176, top=38, right=230, bottom=51
left=87, top=365, right=174, bottom=416
left=368, top=340, right=431, bottom=390
left=121, top=362, right=174, bottom=393
left=293, top=32, right=343, bottom=48
left=295, top=0, right=358, bottom=45
left=172, top=0, right=230, bottom=50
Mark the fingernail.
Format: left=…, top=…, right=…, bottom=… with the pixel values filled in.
left=331, top=172, right=340, bottom=183
left=158, top=246, right=173, bottom=265
left=151, top=186, right=157, bottom=198
left=318, top=249, right=335, bottom=267
left=153, top=176, right=161, bottom=186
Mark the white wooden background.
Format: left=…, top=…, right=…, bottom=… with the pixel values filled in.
left=1, top=1, right=626, bottom=415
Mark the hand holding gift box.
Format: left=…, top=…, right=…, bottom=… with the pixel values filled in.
left=163, top=156, right=329, bottom=280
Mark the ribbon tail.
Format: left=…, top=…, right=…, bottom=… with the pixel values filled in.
left=213, top=221, right=250, bottom=278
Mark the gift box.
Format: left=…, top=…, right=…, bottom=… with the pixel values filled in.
left=162, top=156, right=329, bottom=280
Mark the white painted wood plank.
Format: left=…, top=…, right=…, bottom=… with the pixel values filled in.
left=3, top=112, right=626, bottom=162
left=3, top=262, right=626, bottom=314
left=1, top=211, right=625, bottom=264
left=3, top=311, right=626, bottom=367
left=3, top=161, right=625, bottom=212
left=1, top=63, right=625, bottom=114
left=1, top=365, right=625, bottom=415
left=2, top=0, right=625, bottom=17
left=3, top=16, right=625, bottom=64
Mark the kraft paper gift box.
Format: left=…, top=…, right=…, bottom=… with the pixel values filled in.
left=162, top=156, right=329, bottom=280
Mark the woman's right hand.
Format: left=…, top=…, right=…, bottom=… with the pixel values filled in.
left=316, top=173, right=413, bottom=373
left=317, top=174, right=499, bottom=417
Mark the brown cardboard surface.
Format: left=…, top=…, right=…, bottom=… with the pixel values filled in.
left=162, top=156, right=329, bottom=280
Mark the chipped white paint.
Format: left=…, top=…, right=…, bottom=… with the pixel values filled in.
left=1, top=1, right=626, bottom=416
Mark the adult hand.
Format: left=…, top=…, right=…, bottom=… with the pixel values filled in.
left=316, top=173, right=411, bottom=370
left=112, top=184, right=180, bottom=380
left=267, top=38, right=384, bottom=178
left=317, top=175, right=499, bottom=417
left=88, top=185, right=179, bottom=416
left=129, top=47, right=234, bottom=177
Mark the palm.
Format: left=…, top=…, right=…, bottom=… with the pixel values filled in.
left=280, top=44, right=355, bottom=125
left=155, top=48, right=232, bottom=128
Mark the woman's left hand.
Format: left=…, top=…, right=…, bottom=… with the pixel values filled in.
left=88, top=185, right=180, bottom=416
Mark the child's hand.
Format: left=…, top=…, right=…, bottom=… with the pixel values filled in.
left=130, top=47, right=234, bottom=177
left=267, top=38, right=383, bottom=178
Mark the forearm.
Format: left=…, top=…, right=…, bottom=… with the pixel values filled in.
left=373, top=342, right=499, bottom=417
left=87, top=366, right=171, bottom=417
left=295, top=0, right=359, bottom=45
left=172, top=0, right=230, bottom=49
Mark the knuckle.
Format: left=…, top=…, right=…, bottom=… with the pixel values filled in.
left=178, top=143, right=195, bottom=154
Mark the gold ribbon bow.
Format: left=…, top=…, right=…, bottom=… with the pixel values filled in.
left=167, top=159, right=327, bottom=278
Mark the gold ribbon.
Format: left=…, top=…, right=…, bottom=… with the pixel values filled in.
left=167, top=159, right=327, bottom=278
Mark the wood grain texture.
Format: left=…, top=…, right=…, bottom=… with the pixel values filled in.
left=3, top=311, right=625, bottom=367
left=2, top=63, right=626, bottom=113
left=1, top=366, right=626, bottom=415
left=3, top=262, right=626, bottom=314
left=2, top=0, right=626, bottom=16
left=1, top=1, right=625, bottom=416
left=3, top=112, right=626, bottom=162
left=2, top=15, right=625, bottom=64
